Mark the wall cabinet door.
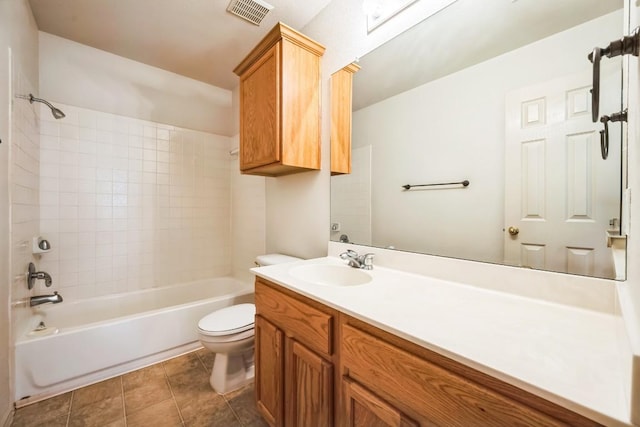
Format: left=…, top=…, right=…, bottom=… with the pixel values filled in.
left=342, top=377, right=417, bottom=427
left=285, top=340, right=333, bottom=427
left=255, top=315, right=284, bottom=427
left=239, top=43, right=280, bottom=171
left=331, top=63, right=360, bottom=175
left=234, top=23, right=325, bottom=177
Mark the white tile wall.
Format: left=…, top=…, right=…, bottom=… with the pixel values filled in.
left=38, top=103, right=233, bottom=300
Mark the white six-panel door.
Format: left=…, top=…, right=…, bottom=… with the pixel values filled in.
left=504, top=70, right=621, bottom=278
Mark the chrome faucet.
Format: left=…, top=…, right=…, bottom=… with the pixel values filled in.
left=340, top=250, right=375, bottom=270
left=27, top=262, right=52, bottom=289
left=29, top=291, right=63, bottom=307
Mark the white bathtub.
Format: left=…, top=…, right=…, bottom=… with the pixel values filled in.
left=14, top=277, right=253, bottom=406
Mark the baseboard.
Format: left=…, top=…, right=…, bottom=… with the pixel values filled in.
left=1, top=407, right=14, bottom=427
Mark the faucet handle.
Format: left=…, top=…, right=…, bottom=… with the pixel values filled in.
left=360, top=253, right=375, bottom=270
left=340, top=249, right=358, bottom=260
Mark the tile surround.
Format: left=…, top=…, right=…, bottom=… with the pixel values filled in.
left=37, top=103, right=234, bottom=300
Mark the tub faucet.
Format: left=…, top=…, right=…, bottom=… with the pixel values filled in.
left=27, top=262, right=52, bottom=289
left=29, top=291, right=63, bottom=307
left=340, top=250, right=375, bottom=270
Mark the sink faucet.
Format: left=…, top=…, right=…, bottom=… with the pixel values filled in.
left=29, top=291, right=63, bottom=307
left=340, top=250, right=375, bottom=270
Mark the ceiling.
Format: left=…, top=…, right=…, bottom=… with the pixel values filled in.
left=28, top=0, right=332, bottom=90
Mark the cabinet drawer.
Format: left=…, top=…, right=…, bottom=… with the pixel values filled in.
left=256, top=280, right=332, bottom=356
left=341, top=324, right=568, bottom=427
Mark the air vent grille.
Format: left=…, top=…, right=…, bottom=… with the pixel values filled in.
left=227, top=0, right=274, bottom=26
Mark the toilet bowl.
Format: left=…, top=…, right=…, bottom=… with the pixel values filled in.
left=198, top=303, right=256, bottom=394
left=198, top=253, right=301, bottom=394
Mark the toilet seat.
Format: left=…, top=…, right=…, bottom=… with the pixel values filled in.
left=198, top=303, right=255, bottom=337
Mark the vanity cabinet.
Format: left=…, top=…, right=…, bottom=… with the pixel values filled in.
left=342, top=377, right=418, bottom=427
left=233, top=23, right=325, bottom=177
left=331, top=63, right=360, bottom=175
left=255, top=278, right=602, bottom=427
left=339, top=320, right=597, bottom=427
left=255, top=279, right=336, bottom=427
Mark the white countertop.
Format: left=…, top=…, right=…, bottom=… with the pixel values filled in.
left=252, top=256, right=632, bottom=427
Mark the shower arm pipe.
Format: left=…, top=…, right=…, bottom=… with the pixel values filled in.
left=15, top=93, right=66, bottom=119
left=588, top=27, right=640, bottom=122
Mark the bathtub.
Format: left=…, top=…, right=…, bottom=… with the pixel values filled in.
left=14, top=277, right=253, bottom=406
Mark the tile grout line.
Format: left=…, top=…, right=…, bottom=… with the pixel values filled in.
left=120, top=376, right=127, bottom=427
left=221, top=393, right=244, bottom=427
left=65, top=390, right=74, bottom=427
left=162, top=360, right=186, bottom=426
left=197, top=349, right=248, bottom=426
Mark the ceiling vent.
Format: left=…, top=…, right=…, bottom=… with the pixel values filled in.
left=227, top=0, right=274, bottom=26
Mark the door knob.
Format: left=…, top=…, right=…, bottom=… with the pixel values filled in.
left=508, top=226, right=520, bottom=236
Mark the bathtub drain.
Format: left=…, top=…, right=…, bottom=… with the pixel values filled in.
left=27, top=321, right=59, bottom=337
left=35, top=321, right=47, bottom=331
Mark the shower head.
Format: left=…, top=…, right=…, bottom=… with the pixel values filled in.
left=18, top=94, right=66, bottom=120
left=28, top=94, right=66, bottom=119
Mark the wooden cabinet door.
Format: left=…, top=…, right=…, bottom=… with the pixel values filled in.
left=286, top=339, right=333, bottom=427
left=239, top=43, right=280, bottom=171
left=331, top=63, right=360, bottom=175
left=255, top=315, right=284, bottom=427
left=342, top=378, right=418, bottom=427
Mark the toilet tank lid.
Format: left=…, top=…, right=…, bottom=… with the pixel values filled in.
left=255, top=253, right=302, bottom=266
left=198, top=303, right=255, bottom=335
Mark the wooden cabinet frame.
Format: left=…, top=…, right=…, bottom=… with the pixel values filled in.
left=234, top=23, right=325, bottom=177
left=331, top=62, right=360, bottom=175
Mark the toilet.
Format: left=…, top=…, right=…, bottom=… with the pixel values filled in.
left=197, top=253, right=301, bottom=394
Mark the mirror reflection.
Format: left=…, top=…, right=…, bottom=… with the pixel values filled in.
left=331, top=0, right=626, bottom=279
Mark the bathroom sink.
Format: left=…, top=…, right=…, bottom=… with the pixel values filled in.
left=289, top=264, right=372, bottom=287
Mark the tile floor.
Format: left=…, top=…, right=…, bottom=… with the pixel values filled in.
left=11, top=349, right=268, bottom=427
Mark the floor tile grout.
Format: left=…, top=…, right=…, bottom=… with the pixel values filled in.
left=162, top=358, right=186, bottom=426
left=12, top=350, right=264, bottom=427
left=222, top=393, right=243, bottom=427
left=120, top=376, right=127, bottom=427
left=65, top=389, right=74, bottom=427
left=196, top=350, right=245, bottom=426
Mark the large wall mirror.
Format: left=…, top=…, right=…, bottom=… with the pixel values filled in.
left=331, top=0, right=628, bottom=280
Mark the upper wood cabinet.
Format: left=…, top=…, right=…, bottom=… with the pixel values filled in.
left=234, top=23, right=325, bottom=177
left=331, top=62, right=360, bottom=175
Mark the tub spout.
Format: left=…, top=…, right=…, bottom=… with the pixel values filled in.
left=30, top=291, right=63, bottom=307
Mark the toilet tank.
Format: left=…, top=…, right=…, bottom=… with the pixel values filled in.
left=255, top=253, right=302, bottom=267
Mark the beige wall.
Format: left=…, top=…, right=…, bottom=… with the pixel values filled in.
left=39, top=32, right=233, bottom=136
left=229, top=87, right=266, bottom=281
left=0, top=1, right=11, bottom=423
left=0, top=0, right=40, bottom=422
